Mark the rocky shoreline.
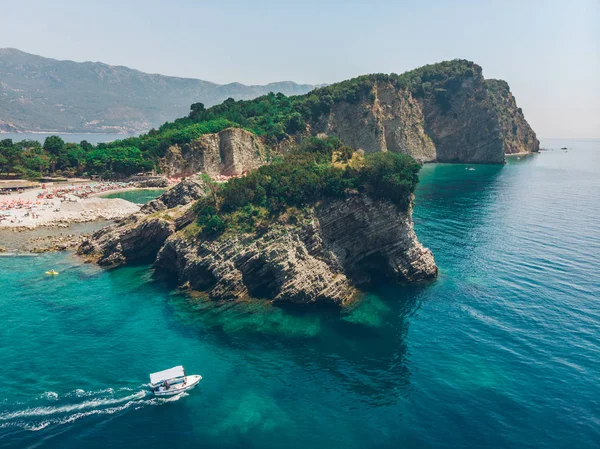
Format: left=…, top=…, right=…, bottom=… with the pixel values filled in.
left=16, top=232, right=87, bottom=253
left=0, top=221, right=112, bottom=253
left=78, top=179, right=438, bottom=306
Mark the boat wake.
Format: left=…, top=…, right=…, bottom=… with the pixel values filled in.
left=0, top=386, right=186, bottom=432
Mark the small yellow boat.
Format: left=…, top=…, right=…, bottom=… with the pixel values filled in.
left=45, top=270, right=59, bottom=275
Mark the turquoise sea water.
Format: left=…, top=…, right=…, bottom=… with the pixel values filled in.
left=1, top=139, right=599, bottom=448
left=101, top=189, right=166, bottom=204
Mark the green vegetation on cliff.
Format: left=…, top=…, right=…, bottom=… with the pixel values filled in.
left=0, top=118, right=237, bottom=179
left=193, top=137, right=421, bottom=238
left=1, top=58, right=511, bottom=179
left=176, top=59, right=478, bottom=143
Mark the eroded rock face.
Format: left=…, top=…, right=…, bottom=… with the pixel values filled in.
left=152, top=193, right=437, bottom=306
left=77, top=179, right=206, bottom=266
left=311, top=64, right=538, bottom=163
left=485, top=79, right=540, bottom=154
left=78, top=215, right=176, bottom=266
left=160, top=127, right=266, bottom=177
left=80, top=180, right=437, bottom=305
left=141, top=178, right=207, bottom=214
left=154, top=220, right=353, bottom=305
left=316, top=195, right=437, bottom=285
left=313, top=85, right=437, bottom=162
left=134, top=177, right=169, bottom=188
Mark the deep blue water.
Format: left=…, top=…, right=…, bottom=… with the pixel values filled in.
left=0, top=139, right=599, bottom=448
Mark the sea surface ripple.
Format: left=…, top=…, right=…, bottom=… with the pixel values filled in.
left=0, top=139, right=598, bottom=448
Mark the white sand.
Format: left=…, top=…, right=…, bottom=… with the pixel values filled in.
left=0, top=186, right=140, bottom=229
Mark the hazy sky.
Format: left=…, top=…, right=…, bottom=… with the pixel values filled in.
left=1, top=0, right=598, bottom=138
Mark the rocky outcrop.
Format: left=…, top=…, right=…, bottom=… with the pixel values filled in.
left=485, top=79, right=540, bottom=154
left=77, top=179, right=206, bottom=266
left=154, top=220, right=354, bottom=305
left=310, top=62, right=537, bottom=163
left=316, top=195, right=437, bottom=286
left=79, top=214, right=176, bottom=266
left=79, top=180, right=437, bottom=305
left=160, top=127, right=266, bottom=177
left=81, top=190, right=436, bottom=306
left=133, top=177, right=169, bottom=188
left=141, top=178, right=207, bottom=213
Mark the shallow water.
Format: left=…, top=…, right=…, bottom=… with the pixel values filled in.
left=0, top=221, right=113, bottom=252
left=100, top=189, right=166, bottom=204
left=1, top=139, right=599, bottom=448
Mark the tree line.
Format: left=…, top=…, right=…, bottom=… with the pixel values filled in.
left=193, top=137, right=421, bottom=239
left=0, top=136, right=152, bottom=179
left=1, top=59, right=474, bottom=180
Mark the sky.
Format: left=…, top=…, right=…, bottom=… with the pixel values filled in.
left=0, top=0, right=598, bottom=139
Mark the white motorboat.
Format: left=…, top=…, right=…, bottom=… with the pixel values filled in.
left=149, top=365, right=202, bottom=397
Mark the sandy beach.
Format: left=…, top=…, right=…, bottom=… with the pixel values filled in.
left=0, top=182, right=140, bottom=229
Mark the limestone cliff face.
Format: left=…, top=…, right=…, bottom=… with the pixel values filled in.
left=485, top=79, right=540, bottom=154
left=316, top=195, right=437, bottom=286
left=79, top=182, right=437, bottom=306
left=310, top=64, right=536, bottom=163
left=312, top=84, right=438, bottom=162
left=155, top=193, right=436, bottom=305
left=160, top=127, right=266, bottom=178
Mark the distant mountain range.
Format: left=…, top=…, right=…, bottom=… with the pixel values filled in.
left=0, top=48, right=316, bottom=134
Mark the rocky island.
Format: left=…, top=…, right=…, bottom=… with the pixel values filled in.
left=74, top=59, right=539, bottom=306
left=1, top=60, right=538, bottom=184
left=151, top=59, right=540, bottom=179
left=79, top=138, right=437, bottom=305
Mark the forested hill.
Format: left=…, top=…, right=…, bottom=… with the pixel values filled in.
left=0, top=48, right=315, bottom=134
left=0, top=59, right=539, bottom=180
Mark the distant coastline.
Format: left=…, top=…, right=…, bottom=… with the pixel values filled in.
left=0, top=132, right=130, bottom=145
left=0, top=130, right=138, bottom=135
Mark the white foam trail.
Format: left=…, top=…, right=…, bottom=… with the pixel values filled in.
left=24, top=421, right=51, bottom=431
left=1, top=399, right=149, bottom=432
left=39, top=391, right=59, bottom=401
left=63, top=385, right=142, bottom=398
left=0, top=391, right=147, bottom=421
left=1, top=385, right=187, bottom=432
left=64, top=387, right=114, bottom=398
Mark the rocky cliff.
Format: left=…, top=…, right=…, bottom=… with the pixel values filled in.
left=308, top=62, right=538, bottom=163
left=160, top=127, right=266, bottom=178
left=78, top=183, right=437, bottom=306
left=78, top=179, right=206, bottom=266
left=144, top=61, right=539, bottom=180
left=485, top=79, right=540, bottom=154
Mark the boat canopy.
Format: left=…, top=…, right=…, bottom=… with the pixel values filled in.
left=150, top=365, right=185, bottom=385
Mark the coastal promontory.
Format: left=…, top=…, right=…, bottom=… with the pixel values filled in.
left=1, top=59, right=539, bottom=187
left=156, top=59, right=539, bottom=170
left=69, top=60, right=540, bottom=306
left=78, top=138, right=437, bottom=305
